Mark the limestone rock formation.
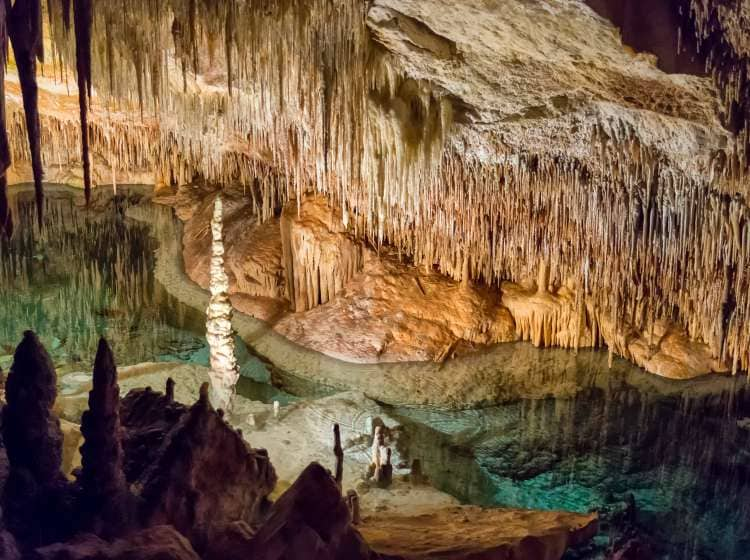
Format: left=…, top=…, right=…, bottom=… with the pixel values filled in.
left=32, top=525, right=201, bottom=560
left=206, top=195, right=241, bottom=411
left=1, top=331, right=72, bottom=546
left=281, top=196, right=365, bottom=312
left=359, top=506, right=599, bottom=560
left=120, top=385, right=189, bottom=484
left=138, top=383, right=277, bottom=551
left=242, top=462, right=384, bottom=560
left=75, top=338, right=132, bottom=537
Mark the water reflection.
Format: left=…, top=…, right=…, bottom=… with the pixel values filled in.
left=390, top=367, right=750, bottom=559
left=0, top=185, right=207, bottom=375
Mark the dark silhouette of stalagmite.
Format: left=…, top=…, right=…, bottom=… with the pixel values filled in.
left=1, top=331, right=71, bottom=546
left=76, top=337, right=132, bottom=537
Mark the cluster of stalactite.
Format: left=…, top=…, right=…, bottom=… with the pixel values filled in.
left=679, top=0, right=750, bottom=187
left=8, top=0, right=749, bottom=373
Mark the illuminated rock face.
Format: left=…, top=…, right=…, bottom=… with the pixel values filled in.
left=4, top=0, right=750, bottom=375
left=205, top=195, right=239, bottom=412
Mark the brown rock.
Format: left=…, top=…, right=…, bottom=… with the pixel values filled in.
left=31, top=525, right=200, bottom=560
left=120, top=385, right=189, bottom=484
left=245, top=462, right=384, bottom=560
left=76, top=338, right=133, bottom=538
left=359, top=505, right=598, bottom=560
left=137, top=388, right=276, bottom=551
left=1, top=331, right=73, bottom=545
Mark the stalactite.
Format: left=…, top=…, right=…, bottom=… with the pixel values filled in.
left=0, top=0, right=12, bottom=237
left=12, top=0, right=747, bottom=374
left=73, top=0, right=93, bottom=204
left=8, top=0, right=45, bottom=226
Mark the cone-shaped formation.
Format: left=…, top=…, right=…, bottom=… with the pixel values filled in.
left=2, top=331, right=64, bottom=485
left=1, top=331, right=70, bottom=546
left=206, top=195, right=239, bottom=411
left=242, top=462, right=383, bottom=560
left=138, top=380, right=277, bottom=550
left=76, top=337, right=131, bottom=537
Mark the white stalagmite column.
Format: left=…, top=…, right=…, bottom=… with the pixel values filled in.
left=206, top=194, right=239, bottom=411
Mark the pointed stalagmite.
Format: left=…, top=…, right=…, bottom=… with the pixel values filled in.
left=333, top=424, right=343, bottom=490
left=2, top=331, right=70, bottom=545
left=77, top=337, right=131, bottom=537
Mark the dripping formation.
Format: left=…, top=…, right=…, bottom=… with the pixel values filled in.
left=1, top=0, right=749, bottom=375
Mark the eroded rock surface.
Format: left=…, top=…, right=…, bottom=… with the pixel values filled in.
left=360, top=506, right=598, bottom=560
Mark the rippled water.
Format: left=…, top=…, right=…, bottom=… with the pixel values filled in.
left=389, top=368, right=750, bottom=559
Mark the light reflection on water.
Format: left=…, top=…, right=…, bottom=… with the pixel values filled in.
left=0, top=185, right=289, bottom=405
left=0, top=185, right=209, bottom=376
left=389, top=369, right=750, bottom=559
left=3, top=185, right=749, bottom=559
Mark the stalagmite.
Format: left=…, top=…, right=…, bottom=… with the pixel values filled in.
left=76, top=338, right=131, bottom=537
left=333, top=423, right=343, bottom=490
left=346, top=490, right=360, bottom=525
left=1, top=331, right=69, bottom=545
left=205, top=194, right=239, bottom=412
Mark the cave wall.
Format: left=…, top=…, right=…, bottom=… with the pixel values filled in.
left=4, top=0, right=750, bottom=374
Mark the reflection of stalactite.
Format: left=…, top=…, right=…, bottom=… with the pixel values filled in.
left=205, top=194, right=238, bottom=412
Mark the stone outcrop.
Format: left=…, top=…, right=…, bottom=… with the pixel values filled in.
left=359, top=506, right=598, bottom=560
left=138, top=383, right=277, bottom=550
left=0, top=334, right=285, bottom=558
left=120, top=385, right=190, bottom=484
left=31, top=526, right=201, bottom=560
left=242, top=462, right=383, bottom=560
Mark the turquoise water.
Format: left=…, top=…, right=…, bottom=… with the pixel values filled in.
left=3, top=185, right=748, bottom=559
left=0, top=185, right=290, bottom=404
left=390, top=374, right=750, bottom=559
